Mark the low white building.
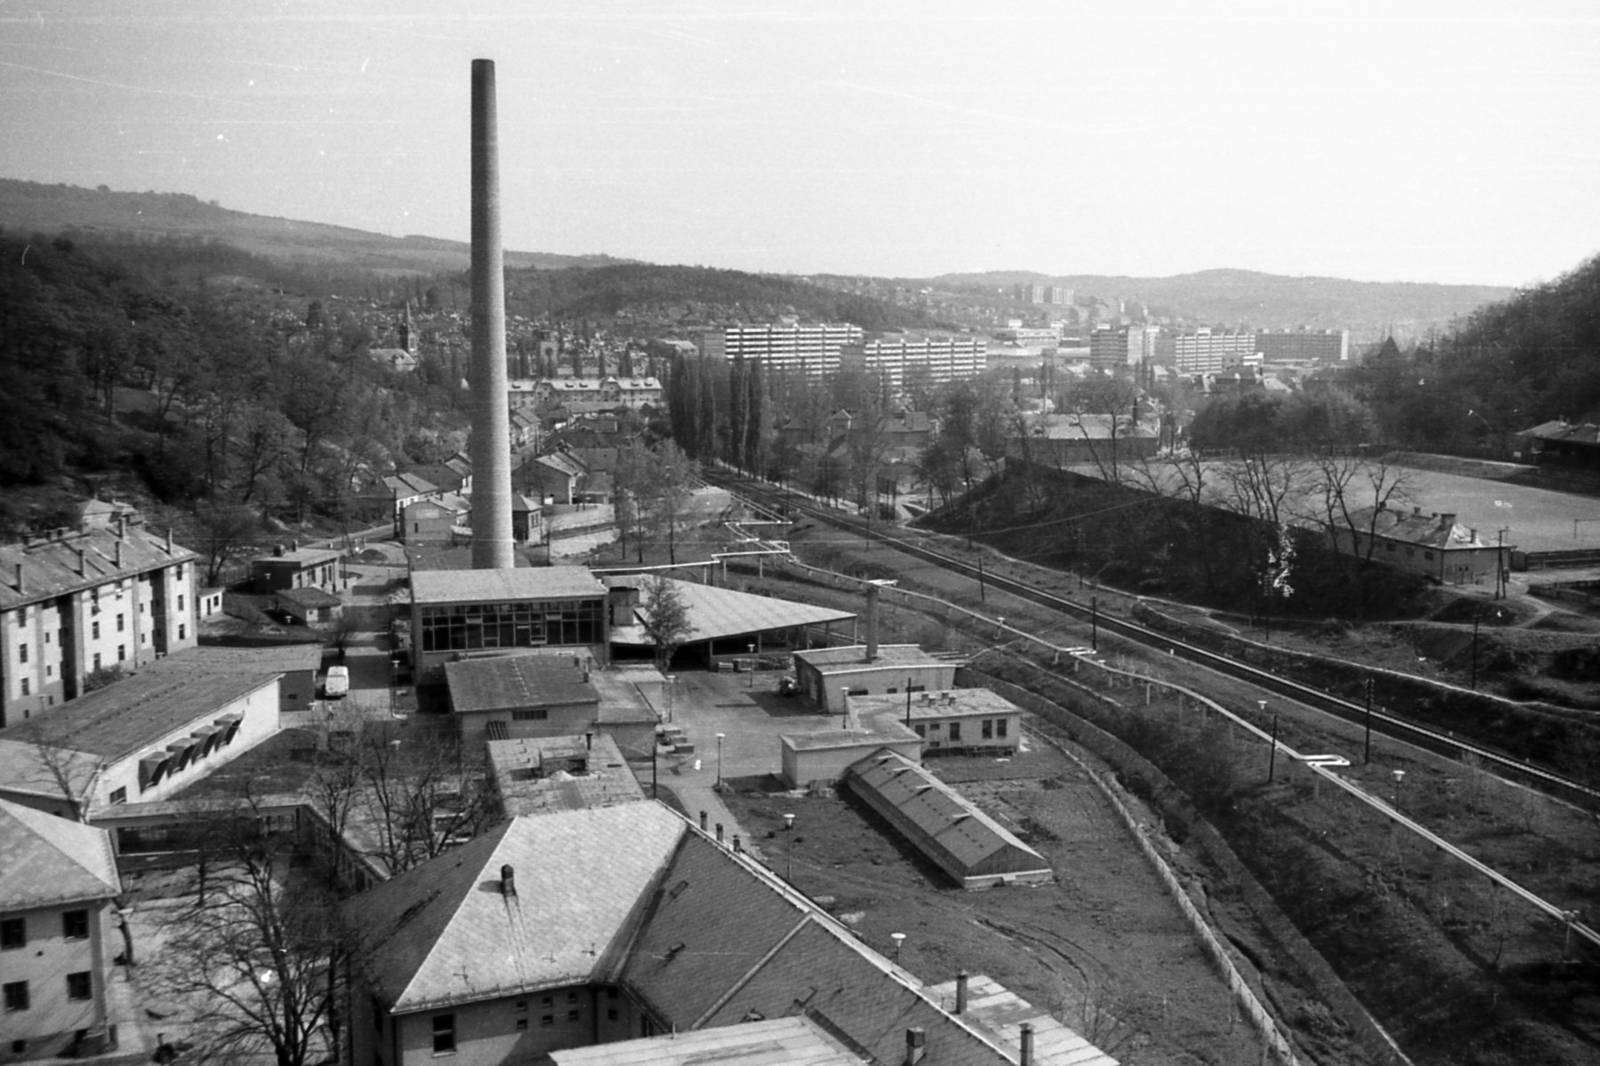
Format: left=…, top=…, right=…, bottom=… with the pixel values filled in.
left=0, top=649, right=281, bottom=819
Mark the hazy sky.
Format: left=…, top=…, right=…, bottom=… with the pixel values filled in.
left=3, top=0, right=1597, bottom=286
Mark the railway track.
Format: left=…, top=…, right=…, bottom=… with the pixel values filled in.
left=708, top=469, right=1600, bottom=807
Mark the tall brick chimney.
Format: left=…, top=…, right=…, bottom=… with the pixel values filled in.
left=469, top=58, right=514, bottom=570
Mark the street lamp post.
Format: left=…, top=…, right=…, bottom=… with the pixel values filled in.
left=666, top=674, right=676, bottom=723
left=749, top=644, right=757, bottom=688
left=1392, top=769, right=1406, bottom=809
left=715, top=732, right=726, bottom=792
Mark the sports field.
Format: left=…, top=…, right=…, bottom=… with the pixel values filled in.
left=1387, top=463, right=1600, bottom=553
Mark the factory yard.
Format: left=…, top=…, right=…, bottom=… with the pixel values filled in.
left=662, top=673, right=1275, bottom=1066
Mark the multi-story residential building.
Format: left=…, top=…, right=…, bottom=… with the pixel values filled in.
left=1088, top=326, right=1169, bottom=370
left=1255, top=328, right=1350, bottom=364
left=0, top=798, right=121, bottom=1061
left=507, top=377, right=663, bottom=410
left=698, top=322, right=864, bottom=378
left=1172, top=328, right=1258, bottom=374
left=0, top=519, right=198, bottom=729
left=837, top=333, right=987, bottom=388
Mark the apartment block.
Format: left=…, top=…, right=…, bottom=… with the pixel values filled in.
left=1, top=520, right=198, bottom=729
left=1172, top=328, right=1258, bottom=374
left=838, top=333, right=987, bottom=388
left=698, top=322, right=864, bottom=378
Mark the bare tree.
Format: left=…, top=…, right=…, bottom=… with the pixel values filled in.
left=356, top=723, right=490, bottom=875
left=145, top=791, right=346, bottom=1066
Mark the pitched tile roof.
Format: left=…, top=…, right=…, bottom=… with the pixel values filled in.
left=549, top=1016, right=867, bottom=1066
left=349, top=802, right=1087, bottom=1066
left=0, top=797, right=119, bottom=909
left=0, top=522, right=197, bottom=612
left=1348, top=505, right=1489, bottom=549
left=349, top=804, right=686, bottom=1012
left=846, top=751, right=1050, bottom=885
left=445, top=656, right=599, bottom=715
left=0, top=648, right=280, bottom=763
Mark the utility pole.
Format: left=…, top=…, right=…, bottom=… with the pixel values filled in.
left=1363, top=677, right=1374, bottom=765
left=1267, top=712, right=1279, bottom=783
left=1471, top=609, right=1482, bottom=690
left=978, top=558, right=986, bottom=603
left=1091, top=596, right=1099, bottom=652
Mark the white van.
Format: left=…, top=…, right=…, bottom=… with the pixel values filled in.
left=324, top=665, right=350, bottom=699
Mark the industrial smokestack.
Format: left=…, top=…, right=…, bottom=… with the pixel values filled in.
left=469, top=58, right=514, bottom=570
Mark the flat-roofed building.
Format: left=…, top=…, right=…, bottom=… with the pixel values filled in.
left=249, top=543, right=343, bottom=595
left=550, top=1017, right=868, bottom=1066
left=792, top=644, right=960, bottom=714
left=1, top=519, right=198, bottom=728
left=699, top=322, right=864, bottom=379
left=846, top=688, right=1022, bottom=756
left=839, top=333, right=987, bottom=388
left=485, top=733, right=645, bottom=818
left=409, top=567, right=608, bottom=673
left=1172, top=328, right=1257, bottom=374
left=1256, top=328, right=1349, bottom=365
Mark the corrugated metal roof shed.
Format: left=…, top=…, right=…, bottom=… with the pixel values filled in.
left=847, top=751, right=1051, bottom=889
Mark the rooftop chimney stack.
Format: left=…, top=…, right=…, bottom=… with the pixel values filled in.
left=13, top=563, right=21, bottom=593
left=469, top=58, right=514, bottom=569
left=955, top=970, right=968, bottom=1014
left=905, top=1028, right=926, bottom=1066
left=500, top=863, right=517, bottom=897
left=1020, top=1024, right=1034, bottom=1066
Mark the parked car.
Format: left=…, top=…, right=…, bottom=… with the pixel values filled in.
left=324, top=665, right=350, bottom=699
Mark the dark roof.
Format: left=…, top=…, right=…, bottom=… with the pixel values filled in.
left=383, top=473, right=440, bottom=498
left=252, top=546, right=342, bottom=568
left=1348, top=505, right=1489, bottom=550
left=1519, top=420, right=1600, bottom=445
left=846, top=751, right=1049, bottom=883
left=279, top=587, right=343, bottom=608
left=446, top=655, right=599, bottom=715
left=0, top=798, right=119, bottom=909
left=0, top=648, right=280, bottom=761
left=0, top=523, right=197, bottom=612
left=347, top=804, right=1061, bottom=1066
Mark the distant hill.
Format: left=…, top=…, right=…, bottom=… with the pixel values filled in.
left=934, top=267, right=1514, bottom=340
left=508, top=263, right=946, bottom=331
left=0, top=178, right=625, bottom=274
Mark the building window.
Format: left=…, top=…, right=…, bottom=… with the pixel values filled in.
left=567, top=1009, right=580, bottom=1022
left=17, top=643, right=25, bottom=663
left=981, top=719, right=993, bottom=740
left=0, top=919, right=23, bottom=950
left=431, top=1013, right=455, bottom=1054
left=179, top=625, right=186, bottom=640
left=117, top=614, right=125, bottom=632
left=177, top=595, right=185, bottom=611
left=1424, top=551, right=1435, bottom=561
left=19, top=679, right=28, bottom=696
left=92, top=621, right=100, bottom=640
left=109, top=787, right=127, bottom=806
left=66, top=972, right=91, bottom=1001
left=93, top=654, right=101, bottom=671
left=541, top=1015, right=554, bottom=1027
left=948, top=722, right=962, bottom=742
left=511, top=709, right=548, bottom=721
left=2, top=982, right=27, bottom=1012
left=15, top=606, right=24, bottom=624
left=118, top=645, right=126, bottom=662
left=607, top=1008, right=619, bottom=1021
left=62, top=910, right=89, bottom=940
left=913, top=724, right=925, bottom=737
left=996, top=718, right=1008, bottom=738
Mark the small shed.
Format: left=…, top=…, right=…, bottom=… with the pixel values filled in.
left=250, top=544, right=343, bottom=594
left=846, top=688, right=1023, bottom=756
left=278, top=586, right=343, bottom=627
